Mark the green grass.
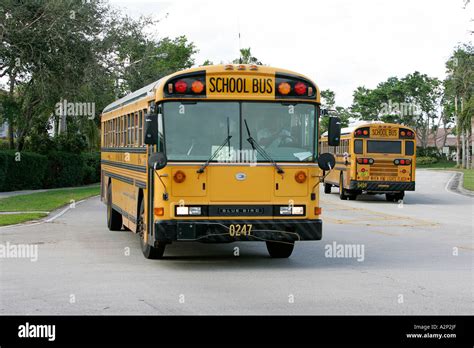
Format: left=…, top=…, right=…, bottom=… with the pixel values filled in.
left=459, top=169, right=474, bottom=191
left=0, top=213, right=47, bottom=226
left=0, top=185, right=100, bottom=212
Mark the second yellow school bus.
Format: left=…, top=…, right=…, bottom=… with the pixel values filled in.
left=100, top=64, right=340, bottom=259
left=320, top=122, right=416, bottom=201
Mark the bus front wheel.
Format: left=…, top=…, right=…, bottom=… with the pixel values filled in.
left=386, top=191, right=404, bottom=202
left=266, top=241, right=294, bottom=258
left=107, top=184, right=122, bottom=231
left=137, top=200, right=166, bottom=259
left=324, top=183, right=332, bottom=194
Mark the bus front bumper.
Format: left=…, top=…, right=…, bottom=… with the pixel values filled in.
left=349, top=180, right=415, bottom=192
left=153, top=219, right=322, bottom=243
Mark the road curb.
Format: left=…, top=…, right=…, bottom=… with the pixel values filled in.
left=443, top=171, right=474, bottom=198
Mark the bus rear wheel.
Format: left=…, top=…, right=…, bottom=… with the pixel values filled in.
left=107, top=184, right=122, bottom=231
left=339, top=175, right=348, bottom=200
left=137, top=200, right=166, bottom=259
left=324, top=183, right=332, bottom=194
left=266, top=241, right=294, bottom=258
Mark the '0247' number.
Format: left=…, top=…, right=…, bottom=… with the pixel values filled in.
left=229, top=224, right=253, bottom=237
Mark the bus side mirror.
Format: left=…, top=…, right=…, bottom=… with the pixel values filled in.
left=144, top=113, right=158, bottom=145
left=328, top=116, right=341, bottom=146
left=148, top=152, right=167, bottom=170
left=318, top=153, right=336, bottom=171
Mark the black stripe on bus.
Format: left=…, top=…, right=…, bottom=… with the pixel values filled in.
left=101, top=160, right=147, bottom=173
left=112, top=203, right=137, bottom=224
left=101, top=147, right=147, bottom=154
left=104, top=171, right=146, bottom=189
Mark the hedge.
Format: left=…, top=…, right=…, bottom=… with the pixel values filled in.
left=416, top=156, right=438, bottom=165
left=0, top=150, right=100, bottom=192
left=0, top=151, right=48, bottom=191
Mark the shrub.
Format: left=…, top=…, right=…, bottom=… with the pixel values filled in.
left=416, top=147, right=442, bottom=159
left=44, top=151, right=85, bottom=188
left=0, top=151, right=48, bottom=191
left=416, top=156, right=438, bottom=165
left=81, top=152, right=101, bottom=184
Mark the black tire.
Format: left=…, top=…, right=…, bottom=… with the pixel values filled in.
left=324, top=183, right=332, bottom=194
left=395, top=191, right=405, bottom=201
left=137, top=199, right=166, bottom=259
left=339, top=174, right=348, bottom=200
left=348, top=194, right=357, bottom=200
left=266, top=241, right=294, bottom=258
left=107, top=184, right=122, bottom=231
left=385, top=193, right=396, bottom=202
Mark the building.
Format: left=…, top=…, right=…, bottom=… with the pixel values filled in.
left=0, top=121, right=8, bottom=139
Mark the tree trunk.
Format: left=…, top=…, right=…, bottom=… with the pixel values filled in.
left=461, top=132, right=466, bottom=169
left=471, top=117, right=474, bottom=169
left=7, top=71, right=16, bottom=150
left=455, top=95, right=460, bottom=166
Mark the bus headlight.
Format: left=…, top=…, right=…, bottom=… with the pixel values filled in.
left=279, top=206, right=305, bottom=215
left=176, top=206, right=202, bottom=216
left=189, top=207, right=202, bottom=215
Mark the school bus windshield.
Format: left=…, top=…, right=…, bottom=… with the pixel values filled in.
left=163, top=101, right=317, bottom=162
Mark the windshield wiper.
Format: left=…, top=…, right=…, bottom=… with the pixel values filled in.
left=244, top=119, right=284, bottom=174
left=197, top=117, right=232, bottom=174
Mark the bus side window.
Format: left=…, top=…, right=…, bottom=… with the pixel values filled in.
left=405, top=141, right=414, bottom=156
left=354, top=139, right=363, bottom=154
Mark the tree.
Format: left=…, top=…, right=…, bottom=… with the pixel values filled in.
left=444, top=44, right=473, bottom=168
left=0, top=1, right=198, bottom=152
left=319, top=89, right=352, bottom=133
left=351, top=73, right=442, bottom=149
left=232, top=48, right=262, bottom=65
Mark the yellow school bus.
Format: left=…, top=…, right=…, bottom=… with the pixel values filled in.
left=320, top=122, right=416, bottom=201
left=100, top=64, right=340, bottom=259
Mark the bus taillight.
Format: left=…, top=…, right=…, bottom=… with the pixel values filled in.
left=354, top=127, right=370, bottom=138
left=294, top=82, right=307, bottom=95
left=278, top=82, right=291, bottom=95
left=357, top=158, right=374, bottom=164
left=191, top=80, right=204, bottom=93
left=394, top=159, right=411, bottom=165
left=174, top=80, right=188, bottom=93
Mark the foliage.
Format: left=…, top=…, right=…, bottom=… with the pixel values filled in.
left=416, top=156, right=438, bottom=165
left=82, top=152, right=101, bottom=184
left=0, top=151, right=47, bottom=191
left=232, top=48, right=262, bottom=65
left=319, top=89, right=352, bottom=133
left=351, top=73, right=442, bottom=144
left=416, top=146, right=442, bottom=159
left=0, top=1, right=197, bottom=151
left=0, top=150, right=100, bottom=191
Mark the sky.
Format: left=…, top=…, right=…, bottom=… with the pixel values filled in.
left=45, top=1, right=474, bottom=109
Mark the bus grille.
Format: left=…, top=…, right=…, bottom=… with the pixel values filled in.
left=369, top=159, right=398, bottom=178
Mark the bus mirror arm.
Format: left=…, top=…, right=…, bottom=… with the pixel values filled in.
left=149, top=152, right=168, bottom=171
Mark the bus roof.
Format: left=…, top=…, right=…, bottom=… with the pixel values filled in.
left=102, top=64, right=319, bottom=117
left=321, top=121, right=415, bottom=137
left=102, top=78, right=163, bottom=114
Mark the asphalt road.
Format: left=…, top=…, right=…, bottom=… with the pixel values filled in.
left=0, top=170, right=472, bottom=315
